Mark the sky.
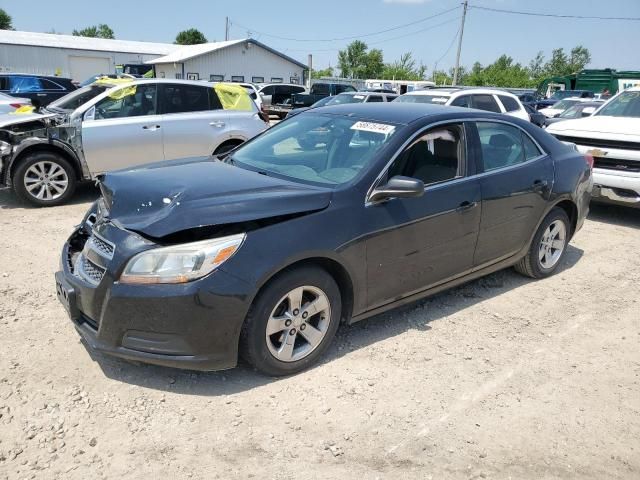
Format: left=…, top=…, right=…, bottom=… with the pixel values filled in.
left=2, top=0, right=639, bottom=74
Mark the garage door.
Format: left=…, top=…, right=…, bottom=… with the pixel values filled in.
left=68, top=56, right=111, bottom=83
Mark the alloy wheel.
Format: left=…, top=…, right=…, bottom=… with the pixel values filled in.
left=23, top=161, right=69, bottom=201
left=538, top=219, right=566, bottom=269
left=265, top=285, right=331, bottom=362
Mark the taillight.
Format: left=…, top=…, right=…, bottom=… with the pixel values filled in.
left=584, top=153, right=594, bottom=169
left=10, top=103, right=24, bottom=108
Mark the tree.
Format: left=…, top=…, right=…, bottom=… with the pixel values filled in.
left=73, top=24, right=115, bottom=39
left=312, top=67, right=334, bottom=79
left=175, top=28, right=207, bottom=45
left=0, top=8, right=13, bottom=30
left=568, top=46, right=591, bottom=73
left=528, top=51, right=545, bottom=81
left=337, top=40, right=384, bottom=79
left=382, top=52, right=426, bottom=81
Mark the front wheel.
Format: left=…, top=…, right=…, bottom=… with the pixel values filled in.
left=515, top=207, right=570, bottom=278
left=240, top=267, right=342, bottom=376
left=13, top=152, right=77, bottom=207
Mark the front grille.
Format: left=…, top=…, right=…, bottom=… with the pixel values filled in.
left=80, top=257, right=105, bottom=285
left=88, top=233, right=115, bottom=259
left=553, top=135, right=640, bottom=151
left=594, top=157, right=640, bottom=172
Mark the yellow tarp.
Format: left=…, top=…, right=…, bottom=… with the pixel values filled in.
left=214, top=83, right=254, bottom=111
left=92, top=76, right=134, bottom=86
left=107, top=85, right=137, bottom=100
left=10, top=105, right=36, bottom=115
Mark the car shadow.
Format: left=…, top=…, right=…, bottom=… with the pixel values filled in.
left=93, top=245, right=584, bottom=395
left=587, top=203, right=640, bottom=228
left=0, top=183, right=100, bottom=210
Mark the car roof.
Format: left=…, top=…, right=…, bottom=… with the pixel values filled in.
left=402, top=87, right=518, bottom=98
left=338, top=91, right=393, bottom=96
left=312, top=102, right=487, bottom=125
left=0, top=73, right=73, bottom=81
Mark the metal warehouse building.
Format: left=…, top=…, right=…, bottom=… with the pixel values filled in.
left=0, top=30, right=177, bottom=82
left=0, top=31, right=307, bottom=85
left=146, top=39, right=307, bottom=85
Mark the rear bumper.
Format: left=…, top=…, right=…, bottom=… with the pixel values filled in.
left=55, top=229, right=254, bottom=371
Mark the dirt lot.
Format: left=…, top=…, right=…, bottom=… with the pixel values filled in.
left=1, top=185, right=639, bottom=480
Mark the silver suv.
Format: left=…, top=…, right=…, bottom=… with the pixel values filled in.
left=0, top=79, right=268, bottom=206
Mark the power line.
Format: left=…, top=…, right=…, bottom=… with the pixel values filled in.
left=230, top=5, right=461, bottom=43
left=470, top=5, right=640, bottom=21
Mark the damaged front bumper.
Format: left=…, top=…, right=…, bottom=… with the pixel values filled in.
left=55, top=217, right=254, bottom=371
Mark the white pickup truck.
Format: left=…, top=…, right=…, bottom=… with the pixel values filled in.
left=546, top=87, right=640, bottom=208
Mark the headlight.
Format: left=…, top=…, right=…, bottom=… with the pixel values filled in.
left=119, top=233, right=245, bottom=285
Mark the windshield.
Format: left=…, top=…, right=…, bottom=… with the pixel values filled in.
left=394, top=94, right=450, bottom=104
left=230, top=114, right=399, bottom=186
left=558, top=105, right=582, bottom=118
left=310, top=96, right=333, bottom=108
left=326, top=94, right=367, bottom=105
left=47, top=85, right=108, bottom=112
left=596, top=90, right=640, bottom=118
left=551, top=99, right=579, bottom=110
left=551, top=90, right=577, bottom=100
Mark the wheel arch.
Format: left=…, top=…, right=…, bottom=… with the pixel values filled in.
left=213, top=137, right=246, bottom=155
left=9, top=142, right=83, bottom=186
left=551, top=198, right=578, bottom=238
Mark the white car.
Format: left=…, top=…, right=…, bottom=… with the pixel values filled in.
left=0, top=79, right=269, bottom=206
left=538, top=97, right=593, bottom=119
left=546, top=87, right=640, bottom=208
left=394, top=88, right=530, bottom=121
left=0, top=91, right=30, bottom=114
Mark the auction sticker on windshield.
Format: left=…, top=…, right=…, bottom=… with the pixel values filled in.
left=350, top=121, right=395, bottom=135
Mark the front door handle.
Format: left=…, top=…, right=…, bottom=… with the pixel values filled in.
left=142, top=125, right=161, bottom=130
left=37, top=93, right=47, bottom=97
left=456, top=200, right=477, bottom=213
left=209, top=121, right=226, bottom=128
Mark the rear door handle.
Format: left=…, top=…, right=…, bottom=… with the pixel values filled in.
left=209, top=121, right=226, bottom=128
left=532, top=179, right=549, bottom=192
left=37, top=93, right=47, bottom=97
left=456, top=201, right=477, bottom=213
left=142, top=125, right=161, bottom=130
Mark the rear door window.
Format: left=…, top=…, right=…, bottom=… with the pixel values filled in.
left=476, top=122, right=530, bottom=171
left=161, top=84, right=213, bottom=114
left=470, top=95, right=502, bottom=113
left=450, top=95, right=471, bottom=108
left=498, top=95, right=521, bottom=112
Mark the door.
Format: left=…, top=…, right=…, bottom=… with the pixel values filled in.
left=159, top=83, right=229, bottom=159
left=69, top=56, right=110, bottom=84
left=81, top=83, right=164, bottom=174
left=364, top=122, right=481, bottom=308
left=472, top=121, right=554, bottom=267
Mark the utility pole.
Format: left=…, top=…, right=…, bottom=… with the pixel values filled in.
left=452, top=0, right=468, bottom=86
left=225, top=17, right=230, bottom=41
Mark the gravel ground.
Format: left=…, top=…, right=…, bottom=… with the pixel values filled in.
left=1, top=185, right=639, bottom=480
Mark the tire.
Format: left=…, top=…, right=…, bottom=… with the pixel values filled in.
left=213, top=140, right=243, bottom=156
left=240, top=266, right=342, bottom=376
left=515, top=207, right=570, bottom=279
left=13, top=151, right=77, bottom=207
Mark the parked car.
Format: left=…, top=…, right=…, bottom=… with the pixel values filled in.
left=0, top=74, right=77, bottom=107
left=257, top=83, right=307, bottom=119
left=0, top=91, right=31, bottom=114
left=544, top=101, right=604, bottom=126
left=534, top=89, right=594, bottom=110
left=291, top=82, right=357, bottom=110
left=55, top=103, right=592, bottom=376
left=286, top=91, right=397, bottom=119
left=0, top=79, right=268, bottom=206
left=394, top=88, right=530, bottom=121
left=524, top=104, right=546, bottom=128
left=546, top=87, right=640, bottom=208
left=538, top=98, right=595, bottom=119
left=518, top=92, right=538, bottom=105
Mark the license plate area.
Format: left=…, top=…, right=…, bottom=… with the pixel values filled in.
left=55, top=272, right=80, bottom=321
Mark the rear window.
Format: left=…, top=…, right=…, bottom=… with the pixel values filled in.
left=498, top=95, right=521, bottom=112
left=394, top=94, right=450, bottom=104
left=312, top=84, right=330, bottom=95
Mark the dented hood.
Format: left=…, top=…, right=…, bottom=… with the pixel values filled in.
left=99, top=159, right=332, bottom=238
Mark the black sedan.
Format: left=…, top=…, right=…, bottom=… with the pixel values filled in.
left=55, top=104, right=593, bottom=376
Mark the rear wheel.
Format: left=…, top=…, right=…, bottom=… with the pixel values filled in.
left=515, top=207, right=570, bottom=278
left=13, top=152, right=77, bottom=207
left=240, top=266, right=341, bottom=376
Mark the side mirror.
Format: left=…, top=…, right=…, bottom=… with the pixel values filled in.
left=31, top=98, right=41, bottom=110
left=369, top=175, right=424, bottom=203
